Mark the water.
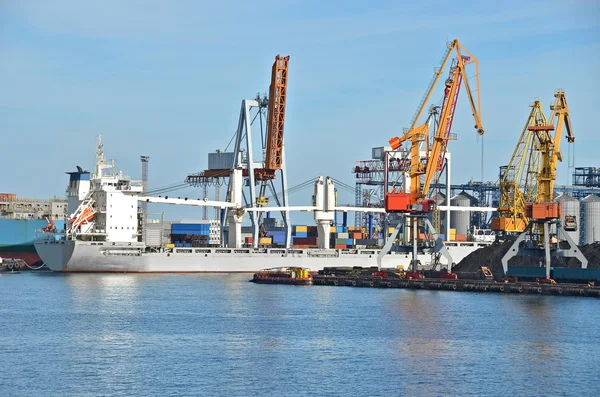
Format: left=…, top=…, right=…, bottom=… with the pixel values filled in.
left=1, top=273, right=599, bottom=397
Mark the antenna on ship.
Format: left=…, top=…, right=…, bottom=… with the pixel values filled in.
left=95, top=133, right=106, bottom=178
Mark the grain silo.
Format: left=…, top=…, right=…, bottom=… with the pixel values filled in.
left=450, top=193, right=471, bottom=237
left=556, top=193, right=580, bottom=244
left=582, top=194, right=600, bottom=245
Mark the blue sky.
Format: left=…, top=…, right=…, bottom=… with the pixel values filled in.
left=1, top=0, right=599, bottom=221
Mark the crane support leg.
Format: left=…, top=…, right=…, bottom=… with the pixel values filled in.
left=501, top=221, right=588, bottom=277
left=422, top=217, right=453, bottom=272
left=377, top=217, right=404, bottom=270
left=554, top=222, right=588, bottom=269
left=501, top=222, right=534, bottom=275
left=543, top=222, right=551, bottom=279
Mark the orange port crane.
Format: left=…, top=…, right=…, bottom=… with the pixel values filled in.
left=376, top=39, right=484, bottom=273
left=254, top=55, right=290, bottom=181
left=385, top=39, right=484, bottom=214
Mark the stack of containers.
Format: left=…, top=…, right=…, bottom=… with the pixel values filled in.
left=292, top=225, right=318, bottom=248
left=266, top=226, right=287, bottom=246
left=331, top=226, right=349, bottom=249
left=171, top=222, right=211, bottom=247
left=345, top=226, right=379, bottom=248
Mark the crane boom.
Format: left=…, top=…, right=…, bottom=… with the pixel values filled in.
left=491, top=101, right=546, bottom=233
left=435, top=58, right=464, bottom=172
left=408, top=43, right=454, bottom=131
left=535, top=90, right=573, bottom=203
left=255, top=55, right=290, bottom=181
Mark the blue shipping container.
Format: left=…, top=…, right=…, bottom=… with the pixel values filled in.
left=171, top=223, right=210, bottom=235
left=273, top=235, right=286, bottom=244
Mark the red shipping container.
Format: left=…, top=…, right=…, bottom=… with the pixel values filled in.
left=293, top=237, right=318, bottom=245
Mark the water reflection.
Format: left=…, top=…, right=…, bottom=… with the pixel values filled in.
left=63, top=274, right=142, bottom=393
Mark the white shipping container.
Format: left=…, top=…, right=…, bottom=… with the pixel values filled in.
left=145, top=228, right=162, bottom=246
left=208, top=152, right=235, bottom=170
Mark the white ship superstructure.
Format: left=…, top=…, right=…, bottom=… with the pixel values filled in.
left=35, top=136, right=489, bottom=273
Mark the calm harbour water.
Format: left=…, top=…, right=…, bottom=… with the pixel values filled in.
left=1, top=272, right=599, bottom=397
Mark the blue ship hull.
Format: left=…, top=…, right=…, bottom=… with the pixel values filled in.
left=0, top=219, right=65, bottom=265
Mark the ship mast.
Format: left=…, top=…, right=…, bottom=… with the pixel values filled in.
left=95, top=134, right=106, bottom=179
left=94, top=133, right=115, bottom=179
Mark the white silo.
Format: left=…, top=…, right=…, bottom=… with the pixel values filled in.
left=556, top=193, right=580, bottom=244
left=450, top=193, right=471, bottom=237
left=582, top=194, right=600, bottom=245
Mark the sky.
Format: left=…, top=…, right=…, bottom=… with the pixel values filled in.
left=1, top=0, right=599, bottom=222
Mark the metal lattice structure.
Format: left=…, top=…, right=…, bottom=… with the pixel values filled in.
left=264, top=55, right=289, bottom=174
left=573, top=167, right=600, bottom=188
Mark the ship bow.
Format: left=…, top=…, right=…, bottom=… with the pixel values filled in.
left=34, top=239, right=75, bottom=271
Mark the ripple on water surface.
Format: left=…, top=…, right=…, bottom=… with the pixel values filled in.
left=1, top=273, right=599, bottom=397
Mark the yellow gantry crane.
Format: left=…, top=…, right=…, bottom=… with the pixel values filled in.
left=501, top=90, right=588, bottom=279
left=491, top=100, right=547, bottom=234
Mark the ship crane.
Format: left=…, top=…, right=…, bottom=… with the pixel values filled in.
left=501, top=90, right=588, bottom=279
left=378, top=39, right=484, bottom=272
left=187, top=55, right=292, bottom=248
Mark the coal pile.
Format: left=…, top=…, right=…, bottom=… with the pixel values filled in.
left=453, top=242, right=600, bottom=274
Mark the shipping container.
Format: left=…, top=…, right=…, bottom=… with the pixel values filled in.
left=355, top=238, right=378, bottom=246
left=144, top=223, right=163, bottom=246
left=454, top=234, right=467, bottom=242
left=292, top=237, right=318, bottom=245
left=259, top=237, right=272, bottom=244
left=208, top=152, right=235, bottom=170
left=171, top=223, right=211, bottom=235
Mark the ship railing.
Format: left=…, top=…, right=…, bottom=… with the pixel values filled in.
left=35, top=230, right=67, bottom=241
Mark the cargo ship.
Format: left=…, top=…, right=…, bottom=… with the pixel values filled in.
left=0, top=194, right=66, bottom=266
left=34, top=137, right=490, bottom=273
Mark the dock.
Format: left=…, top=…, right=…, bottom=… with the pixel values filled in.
left=311, top=273, right=600, bottom=297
